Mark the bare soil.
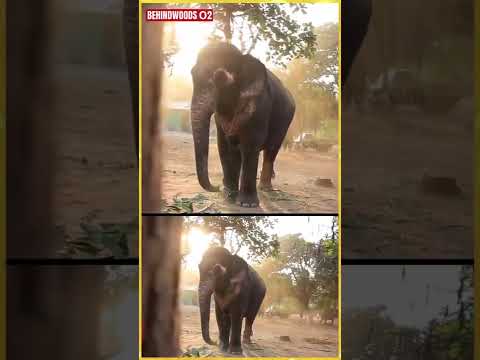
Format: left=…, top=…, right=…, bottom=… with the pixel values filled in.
left=180, top=305, right=338, bottom=357
left=160, top=131, right=338, bottom=214
left=342, top=105, right=473, bottom=258
left=52, top=64, right=138, bottom=254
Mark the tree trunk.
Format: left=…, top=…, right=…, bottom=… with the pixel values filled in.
left=142, top=217, right=183, bottom=356
left=223, top=5, right=233, bottom=43
left=7, top=2, right=103, bottom=359
left=219, top=223, right=226, bottom=246
left=141, top=4, right=164, bottom=212
left=140, top=4, right=181, bottom=356
left=123, top=0, right=139, bottom=158
left=7, top=0, right=54, bottom=258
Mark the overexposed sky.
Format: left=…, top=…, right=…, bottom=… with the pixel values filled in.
left=182, top=215, right=337, bottom=270
left=343, top=265, right=468, bottom=329
left=268, top=215, right=335, bottom=243
left=169, top=3, right=338, bottom=78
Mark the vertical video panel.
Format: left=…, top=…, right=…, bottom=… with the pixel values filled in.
left=341, top=0, right=474, bottom=258
left=142, top=215, right=339, bottom=357
left=7, top=0, right=139, bottom=258
left=141, top=3, right=339, bottom=214
left=342, top=265, right=473, bottom=360
left=7, top=265, right=138, bottom=359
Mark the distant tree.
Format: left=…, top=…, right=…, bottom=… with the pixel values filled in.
left=274, top=23, right=338, bottom=141
left=275, top=217, right=338, bottom=315
left=255, top=258, right=293, bottom=309
left=278, top=234, right=317, bottom=315
left=311, top=217, right=338, bottom=308
left=185, top=216, right=279, bottom=260
left=426, top=265, right=473, bottom=360
left=342, top=306, right=396, bottom=360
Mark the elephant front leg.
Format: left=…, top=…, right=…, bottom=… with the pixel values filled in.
left=215, top=303, right=230, bottom=352
left=216, top=122, right=241, bottom=203
left=229, top=313, right=243, bottom=355
left=238, top=150, right=260, bottom=207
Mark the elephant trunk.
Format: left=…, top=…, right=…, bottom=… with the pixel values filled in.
left=190, top=90, right=219, bottom=192
left=198, top=279, right=216, bottom=345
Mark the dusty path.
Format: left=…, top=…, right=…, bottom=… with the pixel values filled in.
left=342, top=105, right=473, bottom=258
left=181, top=305, right=338, bottom=357
left=160, top=131, right=338, bottom=214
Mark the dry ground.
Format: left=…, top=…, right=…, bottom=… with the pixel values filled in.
left=52, top=64, right=138, bottom=254
left=342, top=104, right=473, bottom=258
left=181, top=305, right=338, bottom=357
left=160, top=131, right=338, bottom=214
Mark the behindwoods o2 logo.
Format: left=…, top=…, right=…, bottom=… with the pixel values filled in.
left=145, top=8, right=213, bottom=22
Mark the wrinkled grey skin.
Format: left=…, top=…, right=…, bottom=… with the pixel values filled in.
left=198, top=247, right=266, bottom=354
left=190, top=42, right=295, bottom=207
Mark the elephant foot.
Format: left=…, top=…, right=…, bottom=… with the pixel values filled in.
left=258, top=182, right=274, bottom=192
left=237, top=192, right=259, bottom=208
left=242, top=336, right=252, bottom=344
left=229, top=345, right=243, bottom=355
left=219, top=340, right=229, bottom=352
left=223, top=187, right=238, bottom=203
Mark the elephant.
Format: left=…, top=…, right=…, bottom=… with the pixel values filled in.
left=198, top=247, right=266, bottom=354
left=190, top=42, right=296, bottom=207
left=341, top=0, right=372, bottom=87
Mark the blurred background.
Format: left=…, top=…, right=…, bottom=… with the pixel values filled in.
left=342, top=0, right=474, bottom=258
left=177, top=215, right=339, bottom=357
left=342, top=265, right=473, bottom=360
left=155, top=3, right=339, bottom=214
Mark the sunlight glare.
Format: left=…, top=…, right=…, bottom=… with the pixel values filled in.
left=170, top=22, right=215, bottom=77
left=184, top=228, right=213, bottom=269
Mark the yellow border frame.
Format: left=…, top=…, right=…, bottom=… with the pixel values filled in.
left=0, top=0, right=5, bottom=359
left=475, top=0, right=479, bottom=359
left=139, top=1, right=341, bottom=359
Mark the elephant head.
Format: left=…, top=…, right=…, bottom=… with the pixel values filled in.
left=190, top=42, right=267, bottom=191
left=197, top=246, right=247, bottom=345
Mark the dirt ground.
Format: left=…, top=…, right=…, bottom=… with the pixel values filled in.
left=52, top=64, right=138, bottom=254
left=160, top=131, right=338, bottom=214
left=180, top=305, right=338, bottom=357
left=342, top=104, right=473, bottom=258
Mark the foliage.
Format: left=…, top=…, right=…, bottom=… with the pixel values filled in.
left=162, top=23, right=181, bottom=74
left=185, top=216, right=279, bottom=260
left=255, top=258, right=292, bottom=310
left=182, top=346, right=214, bottom=357
left=425, top=265, right=473, bottom=360
left=194, top=4, right=316, bottom=66
left=274, top=23, right=338, bottom=143
left=342, top=306, right=396, bottom=359
left=104, top=265, right=138, bottom=301
left=275, top=217, right=338, bottom=313
left=162, top=194, right=213, bottom=214
left=57, top=211, right=136, bottom=258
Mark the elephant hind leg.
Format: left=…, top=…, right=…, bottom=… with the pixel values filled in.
left=259, top=155, right=274, bottom=191
left=243, top=319, right=253, bottom=344
left=243, top=287, right=266, bottom=343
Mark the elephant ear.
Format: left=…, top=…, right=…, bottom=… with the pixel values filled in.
left=238, top=54, right=267, bottom=99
